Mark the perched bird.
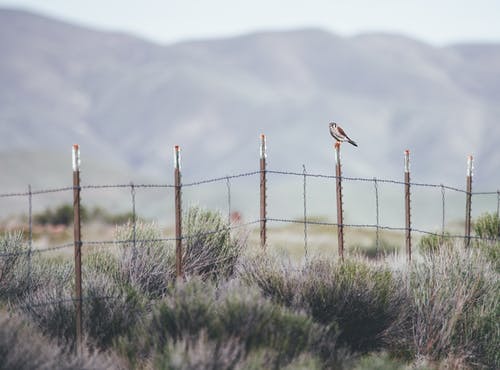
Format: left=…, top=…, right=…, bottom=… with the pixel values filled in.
left=329, top=122, right=358, bottom=147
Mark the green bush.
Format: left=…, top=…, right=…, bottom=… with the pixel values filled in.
left=400, top=245, right=499, bottom=368
left=89, top=206, right=135, bottom=225
left=152, top=333, right=323, bottom=370
left=418, top=232, right=454, bottom=254
left=121, top=278, right=328, bottom=369
left=241, top=256, right=401, bottom=354
left=352, top=352, right=411, bottom=370
left=473, top=213, right=500, bottom=270
left=115, top=220, right=174, bottom=298
left=20, top=257, right=75, bottom=347
left=183, top=207, right=245, bottom=280
left=20, top=253, right=144, bottom=351
left=0, top=231, right=31, bottom=301
left=0, top=310, right=118, bottom=370
left=349, top=239, right=400, bottom=259
left=34, top=203, right=136, bottom=227
left=34, top=204, right=89, bottom=226
left=474, top=212, right=500, bottom=240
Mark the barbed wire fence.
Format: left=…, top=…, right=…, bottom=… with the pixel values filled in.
left=1, top=135, right=499, bottom=350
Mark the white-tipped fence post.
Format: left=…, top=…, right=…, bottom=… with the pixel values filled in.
left=260, top=134, right=267, bottom=250
left=465, top=155, right=473, bottom=247
left=72, top=144, right=83, bottom=354
left=404, top=149, right=411, bottom=263
left=174, top=145, right=183, bottom=278
left=335, top=142, right=344, bottom=261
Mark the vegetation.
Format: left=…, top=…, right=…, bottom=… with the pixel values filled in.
left=418, top=232, right=454, bottom=254
left=33, top=203, right=135, bottom=226
left=474, top=212, right=500, bottom=240
left=0, top=209, right=498, bottom=369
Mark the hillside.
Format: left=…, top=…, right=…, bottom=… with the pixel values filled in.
left=1, top=8, right=500, bottom=221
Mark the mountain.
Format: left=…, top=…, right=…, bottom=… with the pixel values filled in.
left=1, top=8, right=499, bottom=223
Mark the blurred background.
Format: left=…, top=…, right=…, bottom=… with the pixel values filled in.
left=1, top=0, right=499, bottom=230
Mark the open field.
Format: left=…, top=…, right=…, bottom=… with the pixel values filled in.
left=1, top=208, right=498, bottom=369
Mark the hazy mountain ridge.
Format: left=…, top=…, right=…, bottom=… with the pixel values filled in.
left=1, top=8, right=500, bottom=196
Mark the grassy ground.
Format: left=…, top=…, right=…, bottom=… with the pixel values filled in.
left=0, top=209, right=498, bottom=369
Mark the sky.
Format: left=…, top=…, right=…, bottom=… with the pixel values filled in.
left=0, top=0, right=499, bottom=46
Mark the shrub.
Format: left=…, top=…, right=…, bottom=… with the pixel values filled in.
left=20, top=253, right=144, bottom=351
left=473, top=213, right=500, bottom=270
left=400, top=245, right=499, bottom=368
left=418, top=232, right=454, bottom=254
left=0, top=231, right=31, bottom=301
left=0, top=310, right=118, bottom=370
left=82, top=271, right=145, bottom=350
left=152, top=333, right=323, bottom=370
left=89, top=206, right=135, bottom=225
left=115, top=221, right=174, bottom=298
left=20, top=257, right=75, bottom=347
left=121, top=278, right=328, bottom=368
left=34, top=204, right=88, bottom=226
left=182, top=207, right=245, bottom=280
left=474, top=212, right=500, bottom=240
left=349, top=239, right=400, bottom=259
left=352, top=352, right=407, bottom=370
left=241, top=256, right=402, bottom=354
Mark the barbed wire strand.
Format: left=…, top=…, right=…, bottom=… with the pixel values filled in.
left=266, top=217, right=490, bottom=240
left=182, top=171, right=260, bottom=188
left=1, top=168, right=500, bottom=258
left=2, top=169, right=499, bottom=199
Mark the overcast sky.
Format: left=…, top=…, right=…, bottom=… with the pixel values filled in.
left=1, top=0, right=499, bottom=45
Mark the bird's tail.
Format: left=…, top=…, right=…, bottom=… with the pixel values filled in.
left=348, top=139, right=358, bottom=147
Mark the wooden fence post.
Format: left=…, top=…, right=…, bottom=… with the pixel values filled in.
left=465, top=155, right=473, bottom=247
left=72, top=144, right=83, bottom=353
left=404, top=149, right=412, bottom=263
left=260, top=134, right=267, bottom=250
left=174, top=145, right=183, bottom=278
left=335, top=142, right=344, bottom=261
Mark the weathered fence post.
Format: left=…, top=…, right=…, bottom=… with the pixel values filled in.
left=72, top=144, right=83, bottom=353
left=335, top=142, right=344, bottom=261
left=464, top=155, right=473, bottom=247
left=404, top=149, right=412, bottom=263
left=174, top=145, right=183, bottom=278
left=260, top=134, right=267, bottom=250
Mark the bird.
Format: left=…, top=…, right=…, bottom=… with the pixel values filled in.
left=329, top=122, right=358, bottom=147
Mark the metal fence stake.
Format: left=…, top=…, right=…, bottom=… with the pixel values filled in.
left=335, top=142, right=344, bottom=261
left=465, top=155, right=473, bottom=247
left=72, top=144, right=83, bottom=354
left=260, top=134, right=267, bottom=250
left=404, top=150, right=411, bottom=263
left=373, top=178, right=380, bottom=256
left=303, top=164, right=308, bottom=261
left=174, top=145, right=183, bottom=278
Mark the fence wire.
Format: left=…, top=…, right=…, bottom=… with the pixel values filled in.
left=1, top=169, right=499, bottom=256
left=1, top=167, right=499, bottom=316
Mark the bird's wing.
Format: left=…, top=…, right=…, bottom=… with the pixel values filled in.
left=336, top=125, right=348, bottom=138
